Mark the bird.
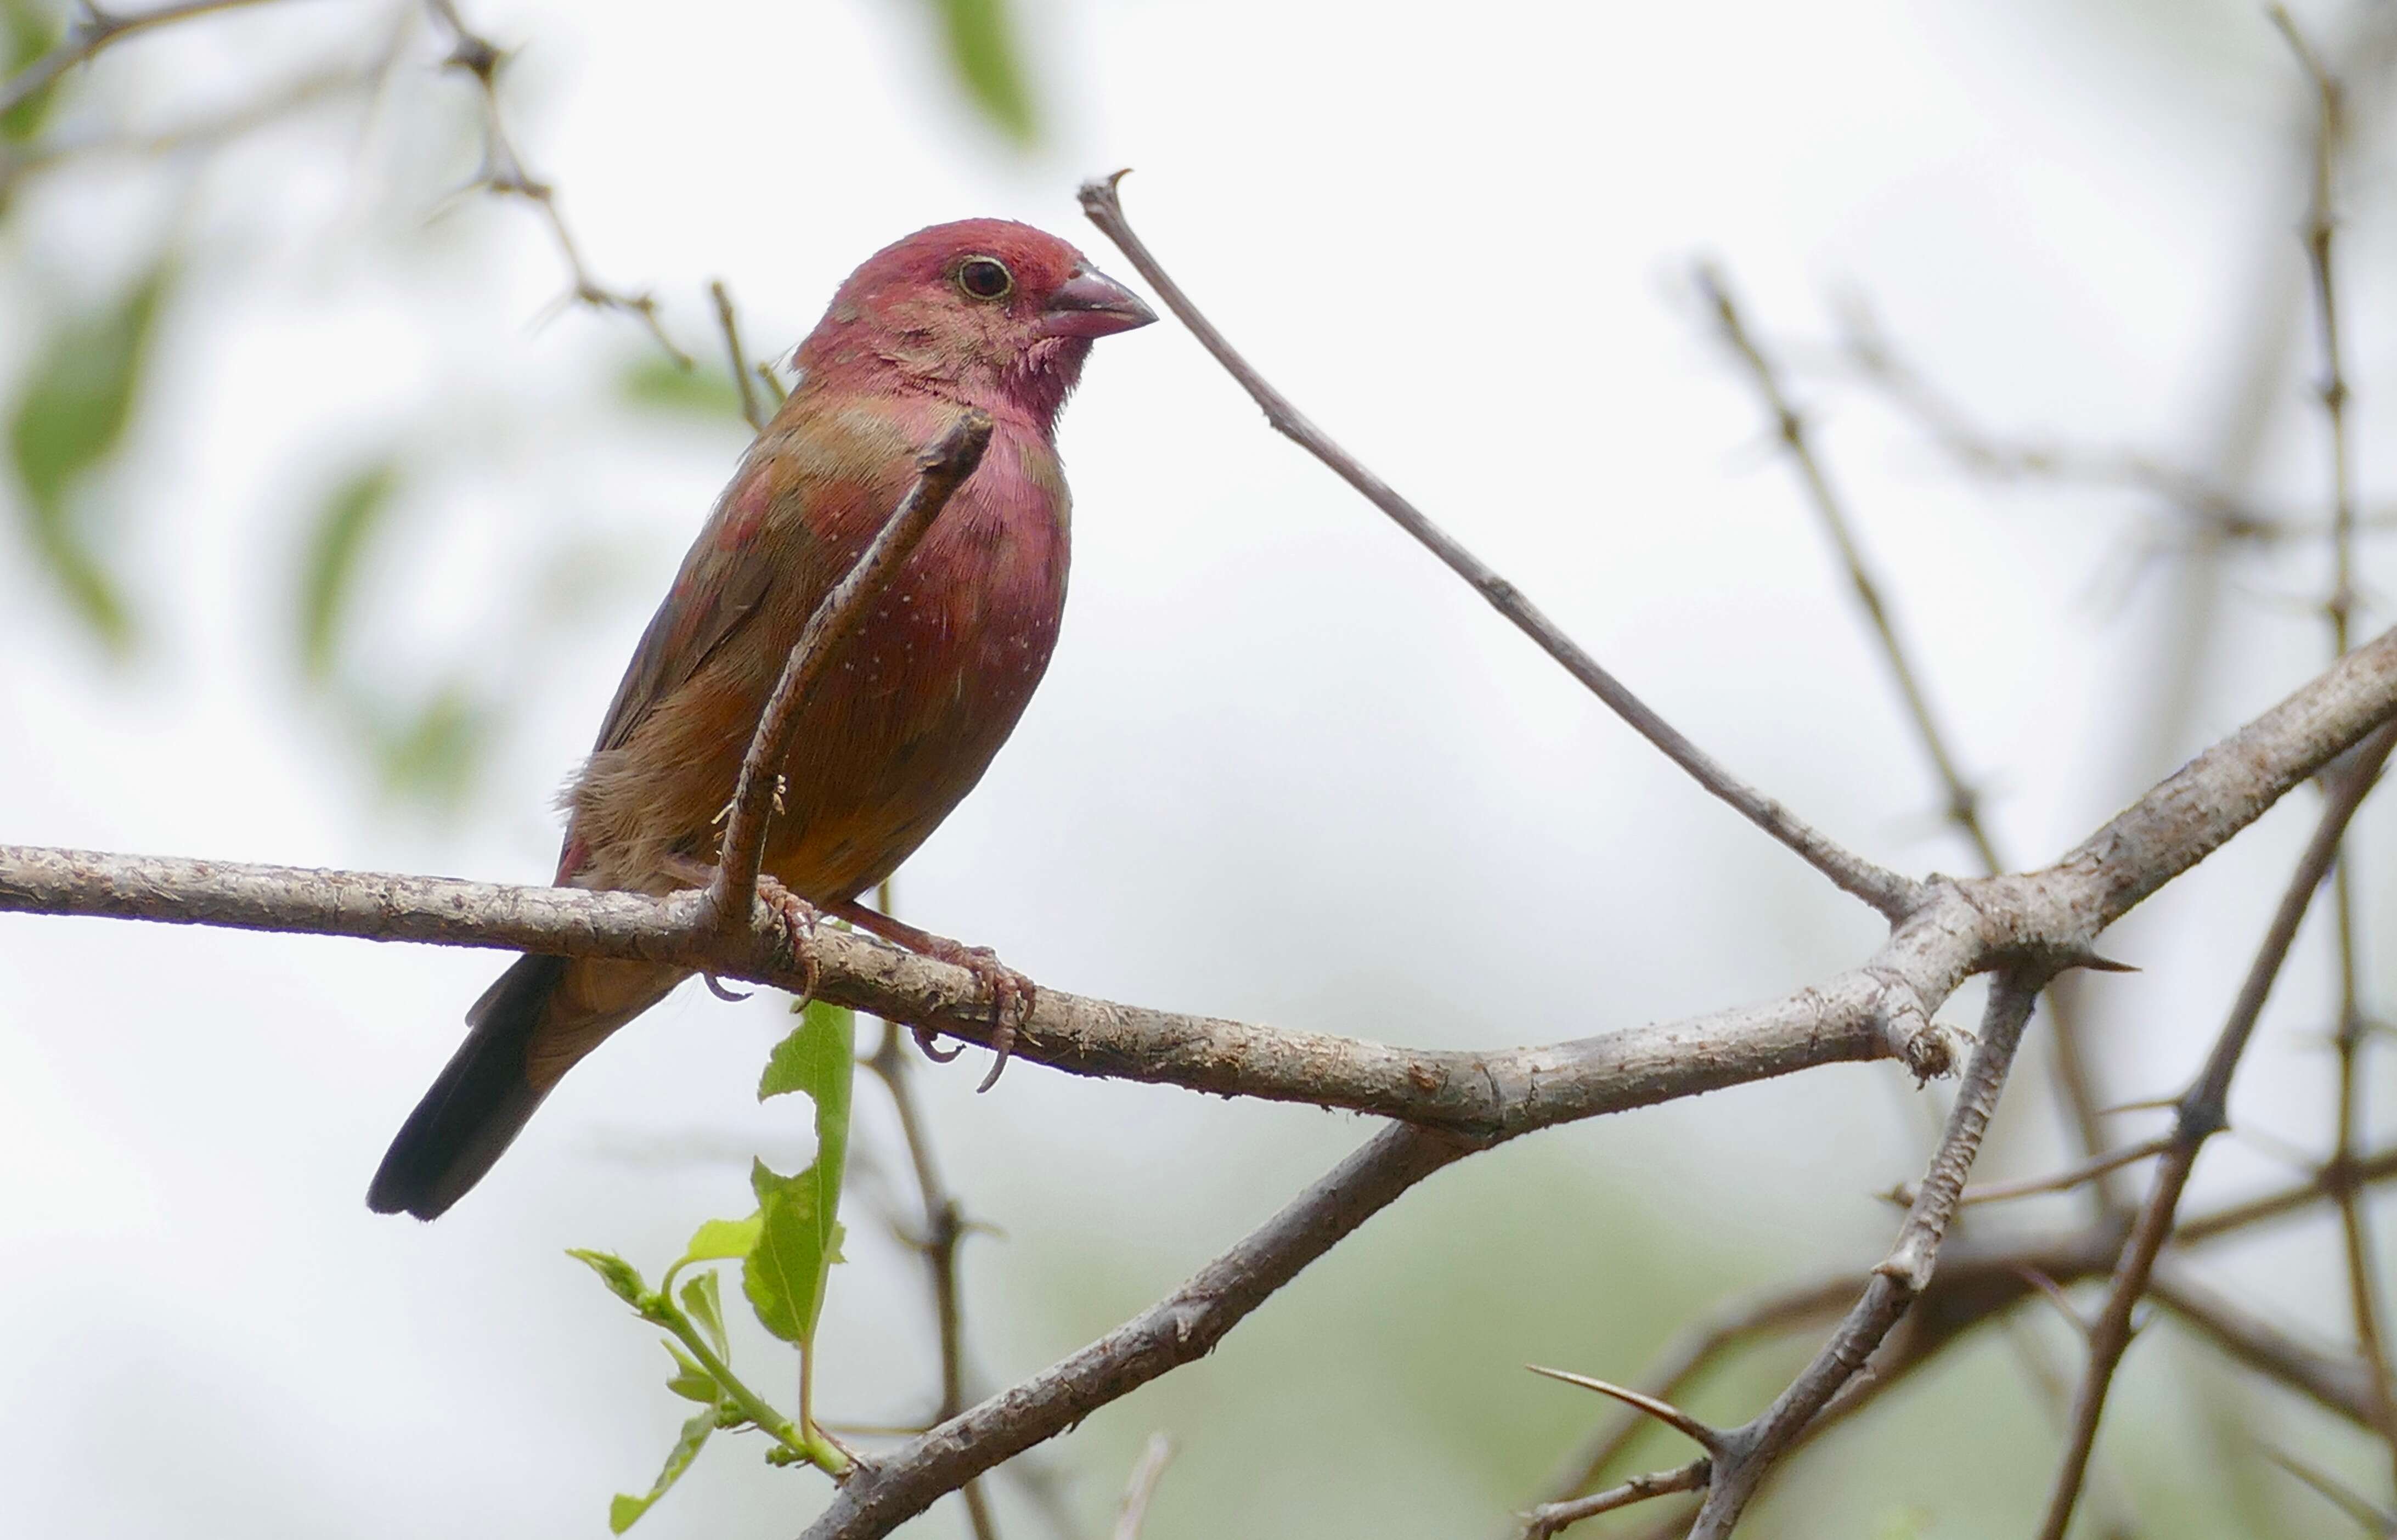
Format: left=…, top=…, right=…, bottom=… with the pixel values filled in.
left=366, top=219, right=1155, bottom=1220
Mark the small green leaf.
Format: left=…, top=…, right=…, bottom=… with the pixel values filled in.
left=7, top=258, right=173, bottom=653
left=760, top=999, right=855, bottom=1102
left=661, top=1340, right=720, bottom=1405
left=679, top=1269, right=731, bottom=1358
left=743, top=1002, right=854, bottom=1344
left=677, top=1212, right=763, bottom=1273
left=608, top=1404, right=717, bottom=1532
left=296, top=460, right=401, bottom=680
left=2, top=0, right=63, bottom=142
left=567, top=1248, right=648, bottom=1307
left=928, top=0, right=1037, bottom=144
left=619, top=353, right=742, bottom=420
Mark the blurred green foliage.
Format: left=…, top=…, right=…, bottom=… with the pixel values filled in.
left=6, top=258, right=172, bottom=657
left=296, top=459, right=402, bottom=680
left=928, top=0, right=1039, bottom=144
left=370, top=682, right=492, bottom=809
left=621, top=353, right=746, bottom=421
left=1, top=0, right=60, bottom=142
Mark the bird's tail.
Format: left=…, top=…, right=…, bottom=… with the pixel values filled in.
left=366, top=954, right=683, bottom=1220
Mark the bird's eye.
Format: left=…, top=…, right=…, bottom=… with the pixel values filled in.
left=956, top=257, right=1014, bottom=301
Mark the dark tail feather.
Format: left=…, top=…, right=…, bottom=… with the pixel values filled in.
left=367, top=954, right=567, bottom=1221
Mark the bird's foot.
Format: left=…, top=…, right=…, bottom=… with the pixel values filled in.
left=757, top=876, right=824, bottom=1003
left=828, top=900, right=1036, bottom=1091
left=662, top=853, right=821, bottom=1003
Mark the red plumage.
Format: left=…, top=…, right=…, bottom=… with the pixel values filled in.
left=368, top=220, right=1154, bottom=1219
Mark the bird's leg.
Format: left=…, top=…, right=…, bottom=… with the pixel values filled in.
left=663, top=853, right=820, bottom=1005
left=827, top=899, right=1036, bottom=1091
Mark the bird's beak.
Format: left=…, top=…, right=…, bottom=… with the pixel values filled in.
left=1039, top=264, right=1158, bottom=339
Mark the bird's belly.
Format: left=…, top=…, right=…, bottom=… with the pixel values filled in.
left=755, top=572, right=1062, bottom=902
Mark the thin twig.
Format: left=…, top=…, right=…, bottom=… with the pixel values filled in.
left=1884, top=1136, right=2173, bottom=1210
left=2274, top=0, right=2397, bottom=1487
left=2154, top=1265, right=2387, bottom=1430
left=2034, top=721, right=2397, bottom=1540
left=2265, top=1446, right=2397, bottom=1534
left=2179, top=1144, right=2397, bottom=1242
left=1109, top=1434, right=1175, bottom=1540
left=1078, top=172, right=1921, bottom=921
left=1698, top=264, right=2114, bottom=1174
left=712, top=279, right=770, bottom=435
left=864, top=988, right=999, bottom=1540
left=708, top=411, right=992, bottom=925
left=798, top=1124, right=1477, bottom=1539
left=0, top=0, right=289, bottom=120
left=1520, top=1460, right=1711, bottom=1539
left=420, top=0, right=691, bottom=367
left=1688, top=970, right=2048, bottom=1536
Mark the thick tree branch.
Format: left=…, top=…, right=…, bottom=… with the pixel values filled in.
left=3, top=605, right=2395, bottom=1540
left=1079, top=172, right=1920, bottom=921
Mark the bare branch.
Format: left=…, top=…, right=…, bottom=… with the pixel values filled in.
left=2179, top=1144, right=2397, bottom=1242
left=2153, top=1266, right=2385, bottom=1431
left=797, top=1124, right=1476, bottom=1539
left=2274, top=0, right=2397, bottom=1481
left=864, top=1002, right=998, bottom=1540
left=712, top=279, right=770, bottom=435
left=1109, top=1434, right=1175, bottom=1540
left=1687, top=969, right=2048, bottom=1536
left=2264, top=1447, right=2397, bottom=1536
left=1883, top=1136, right=2172, bottom=1210
left=708, top=411, right=993, bottom=926
left=1520, top=1460, right=1711, bottom=1539
left=3, top=621, right=2396, bottom=1536
left=0, top=0, right=289, bottom=121
left=1697, top=263, right=2115, bottom=1174
left=2034, top=721, right=2397, bottom=1540
left=1078, top=172, right=1921, bottom=921
left=420, top=0, right=691, bottom=368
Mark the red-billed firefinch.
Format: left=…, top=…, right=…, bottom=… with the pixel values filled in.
left=368, top=221, right=1154, bottom=1219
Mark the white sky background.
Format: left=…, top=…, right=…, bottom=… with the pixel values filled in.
left=2, top=0, right=2393, bottom=1536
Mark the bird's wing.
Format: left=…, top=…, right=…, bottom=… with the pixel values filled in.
left=586, top=447, right=808, bottom=760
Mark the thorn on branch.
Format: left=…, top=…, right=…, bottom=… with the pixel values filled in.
left=1525, top=1366, right=1727, bottom=1457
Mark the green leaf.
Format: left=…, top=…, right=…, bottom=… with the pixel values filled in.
left=296, top=460, right=401, bottom=680
left=676, top=1213, right=763, bottom=1274
left=7, top=259, right=173, bottom=653
left=660, top=1340, right=721, bottom=1405
left=2, top=0, right=63, bottom=142
left=608, top=1404, right=717, bottom=1532
left=618, top=353, right=742, bottom=420
left=759, top=999, right=855, bottom=1102
left=742, top=1159, right=847, bottom=1346
left=567, top=1248, right=649, bottom=1307
left=679, top=1268, right=731, bottom=1358
left=929, top=0, right=1037, bottom=145
left=745, top=1001, right=855, bottom=1340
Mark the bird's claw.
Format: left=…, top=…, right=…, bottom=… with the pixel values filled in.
left=756, top=876, right=822, bottom=1003
left=909, top=940, right=1036, bottom=1090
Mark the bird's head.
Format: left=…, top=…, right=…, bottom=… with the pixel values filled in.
left=796, top=218, right=1156, bottom=431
